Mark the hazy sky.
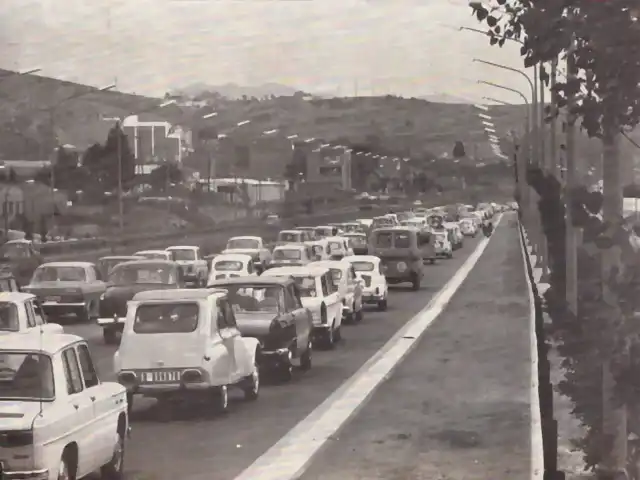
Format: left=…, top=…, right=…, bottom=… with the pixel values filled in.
left=1, top=0, right=540, bottom=103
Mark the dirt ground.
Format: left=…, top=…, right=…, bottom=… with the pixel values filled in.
left=300, top=215, right=533, bottom=480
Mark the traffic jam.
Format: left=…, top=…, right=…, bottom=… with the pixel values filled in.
left=0, top=202, right=504, bottom=480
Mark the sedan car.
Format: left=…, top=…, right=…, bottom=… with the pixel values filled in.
left=23, top=262, right=106, bottom=322
left=432, top=230, right=453, bottom=258
left=0, top=292, right=63, bottom=335
left=133, top=250, right=172, bottom=261
left=208, top=253, right=258, bottom=283
left=207, top=276, right=313, bottom=381
left=269, top=244, right=314, bottom=269
left=308, top=260, right=364, bottom=323
left=343, top=232, right=368, bottom=255
left=343, top=255, right=388, bottom=311
left=98, top=259, right=186, bottom=344
left=459, top=218, right=478, bottom=237
left=97, top=255, right=144, bottom=280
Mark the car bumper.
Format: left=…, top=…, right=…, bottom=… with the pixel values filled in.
left=41, top=302, right=85, bottom=313
left=260, top=347, right=293, bottom=368
left=435, top=250, right=451, bottom=257
left=1, top=468, right=48, bottom=479
left=131, top=382, right=214, bottom=396
left=97, top=317, right=126, bottom=327
left=362, top=292, right=384, bottom=303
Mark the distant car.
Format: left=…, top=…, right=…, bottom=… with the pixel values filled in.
left=0, top=333, right=129, bottom=480
left=133, top=250, right=172, bottom=261
left=207, top=276, right=313, bottom=381
left=277, top=229, right=310, bottom=245
left=269, top=244, right=314, bottom=269
left=97, top=255, right=144, bottom=280
left=207, top=253, right=258, bottom=284
left=222, top=236, right=272, bottom=271
left=98, top=259, right=186, bottom=344
left=0, top=292, right=63, bottom=335
left=432, top=230, right=453, bottom=258
left=23, top=261, right=107, bottom=322
left=0, top=239, right=43, bottom=286
left=114, top=288, right=261, bottom=414
left=343, top=232, right=369, bottom=255
left=459, top=218, right=478, bottom=237
left=262, top=266, right=343, bottom=349
left=309, top=260, right=364, bottom=323
left=343, top=255, right=388, bottom=311
left=165, top=245, right=209, bottom=286
left=325, top=236, right=354, bottom=260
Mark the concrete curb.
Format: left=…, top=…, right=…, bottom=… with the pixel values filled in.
left=518, top=222, right=546, bottom=480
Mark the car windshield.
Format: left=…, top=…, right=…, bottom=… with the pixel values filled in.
left=292, top=276, right=317, bottom=297
left=214, top=260, right=243, bottom=271
left=347, top=236, right=366, bottom=246
left=279, top=232, right=301, bottom=243
left=274, top=249, right=301, bottom=260
left=136, top=252, right=168, bottom=260
left=169, top=249, right=196, bottom=261
left=109, top=265, right=175, bottom=285
left=133, top=302, right=199, bottom=333
left=99, top=259, right=131, bottom=276
left=224, top=285, right=283, bottom=313
left=227, top=238, right=260, bottom=249
left=0, top=243, right=30, bottom=259
left=374, top=232, right=393, bottom=248
left=351, top=261, right=375, bottom=272
left=394, top=232, right=412, bottom=248
left=0, top=353, right=55, bottom=401
left=329, top=268, right=342, bottom=282
left=32, top=266, right=86, bottom=283
left=0, top=302, right=19, bottom=331
left=314, top=227, right=332, bottom=236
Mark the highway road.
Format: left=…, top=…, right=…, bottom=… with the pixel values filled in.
left=64, top=232, right=486, bottom=480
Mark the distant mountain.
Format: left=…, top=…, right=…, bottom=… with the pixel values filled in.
left=420, top=93, right=472, bottom=104
left=172, top=82, right=303, bottom=99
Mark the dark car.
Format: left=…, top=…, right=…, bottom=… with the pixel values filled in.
left=97, top=255, right=145, bottom=280
left=207, top=276, right=313, bottom=381
left=0, top=266, right=19, bottom=292
left=97, top=259, right=186, bottom=344
left=0, top=239, right=43, bottom=286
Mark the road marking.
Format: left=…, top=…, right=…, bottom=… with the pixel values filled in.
left=232, top=214, right=504, bottom=480
left=518, top=224, right=545, bottom=480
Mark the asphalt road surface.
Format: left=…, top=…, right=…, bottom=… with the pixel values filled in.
left=66, top=232, right=487, bottom=480
left=299, top=214, right=531, bottom=480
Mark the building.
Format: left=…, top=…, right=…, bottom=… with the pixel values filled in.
left=202, top=178, right=286, bottom=205
left=0, top=182, right=67, bottom=229
left=303, top=143, right=352, bottom=190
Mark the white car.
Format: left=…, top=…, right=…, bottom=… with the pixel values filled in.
left=0, top=292, right=64, bottom=335
left=276, top=230, right=310, bottom=245
left=314, top=225, right=339, bottom=239
left=134, top=250, right=172, bottom=261
left=165, top=245, right=209, bottom=286
left=443, top=222, right=464, bottom=250
left=208, top=253, right=258, bottom=284
left=325, top=236, right=354, bottom=260
left=459, top=218, right=477, bottom=237
left=222, top=236, right=272, bottom=271
left=432, top=230, right=453, bottom=258
left=262, top=266, right=344, bottom=349
left=269, top=244, right=314, bottom=268
left=306, top=239, right=331, bottom=261
left=343, top=255, right=388, bottom=311
left=309, top=260, right=364, bottom=323
left=0, top=333, right=129, bottom=480
left=114, top=288, right=261, bottom=414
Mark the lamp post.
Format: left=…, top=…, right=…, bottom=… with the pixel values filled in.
left=102, top=99, right=176, bottom=232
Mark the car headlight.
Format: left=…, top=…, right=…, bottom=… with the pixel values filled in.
left=396, top=261, right=407, bottom=272
left=100, top=293, right=105, bottom=300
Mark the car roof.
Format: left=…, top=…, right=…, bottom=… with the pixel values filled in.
left=228, top=235, right=261, bottom=241
left=315, top=225, right=332, bottom=229
left=98, top=255, right=143, bottom=261
left=0, top=333, right=86, bottom=355
left=114, top=259, right=177, bottom=268
left=274, top=243, right=305, bottom=249
left=213, top=253, right=252, bottom=262
left=279, top=230, right=304, bottom=234
left=208, top=276, right=292, bottom=287
left=371, top=226, right=419, bottom=232
left=309, top=260, right=350, bottom=270
left=343, top=232, right=366, bottom=236
left=165, top=245, right=198, bottom=250
left=343, top=255, right=380, bottom=263
left=134, top=249, right=168, bottom=254
left=262, top=266, right=329, bottom=277
left=133, top=288, right=227, bottom=301
left=39, top=261, right=94, bottom=268
left=4, top=239, right=31, bottom=245
left=0, top=292, right=36, bottom=303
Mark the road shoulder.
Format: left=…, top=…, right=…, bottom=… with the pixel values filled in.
left=300, top=215, right=532, bottom=480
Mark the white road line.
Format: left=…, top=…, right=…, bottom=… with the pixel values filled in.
left=518, top=224, right=544, bottom=480
left=232, top=214, right=504, bottom=480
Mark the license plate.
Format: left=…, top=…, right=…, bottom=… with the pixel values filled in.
left=46, top=296, right=61, bottom=302
left=141, top=370, right=182, bottom=383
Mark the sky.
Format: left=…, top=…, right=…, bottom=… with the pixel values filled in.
left=0, top=0, right=542, bottom=104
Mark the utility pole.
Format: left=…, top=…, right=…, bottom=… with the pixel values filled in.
left=550, top=59, right=559, bottom=178
left=116, top=122, right=124, bottom=232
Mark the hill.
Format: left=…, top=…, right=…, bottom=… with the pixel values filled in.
left=172, top=82, right=306, bottom=100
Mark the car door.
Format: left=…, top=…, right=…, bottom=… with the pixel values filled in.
left=76, top=342, right=120, bottom=466
left=61, top=346, right=101, bottom=478
left=223, top=300, right=253, bottom=379
left=286, top=284, right=310, bottom=349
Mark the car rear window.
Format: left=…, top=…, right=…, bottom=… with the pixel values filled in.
left=374, top=232, right=393, bottom=248
left=394, top=233, right=411, bottom=248
left=133, top=303, right=199, bottom=334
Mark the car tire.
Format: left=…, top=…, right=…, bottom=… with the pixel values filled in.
left=212, top=385, right=229, bottom=414
left=378, top=298, right=388, bottom=311
left=103, top=328, right=118, bottom=345
left=100, top=429, right=125, bottom=480
left=243, top=357, right=260, bottom=401
left=300, top=341, right=312, bottom=371
left=126, top=393, right=134, bottom=416
left=355, top=305, right=363, bottom=322
left=334, top=325, right=342, bottom=342
left=322, top=325, right=335, bottom=350
left=278, top=349, right=294, bottom=382
left=77, top=303, right=91, bottom=323
left=411, top=273, right=421, bottom=291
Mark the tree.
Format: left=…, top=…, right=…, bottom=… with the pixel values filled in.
left=83, top=124, right=136, bottom=191
left=452, top=141, right=466, bottom=159
left=148, top=163, right=183, bottom=191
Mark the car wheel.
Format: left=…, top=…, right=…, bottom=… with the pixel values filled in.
left=103, top=328, right=118, bottom=345
left=126, top=393, right=134, bottom=416
left=278, top=349, right=294, bottom=382
left=100, top=428, right=125, bottom=479
left=77, top=303, right=91, bottom=323
left=243, top=357, right=260, bottom=401
left=300, top=341, right=312, bottom=371
left=323, top=325, right=335, bottom=350
left=411, top=273, right=421, bottom=291
left=212, top=385, right=229, bottom=414
left=334, top=325, right=342, bottom=342
left=57, top=453, right=72, bottom=480
left=378, top=298, right=388, bottom=311
left=355, top=304, right=363, bottom=322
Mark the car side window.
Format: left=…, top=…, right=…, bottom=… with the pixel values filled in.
left=321, top=275, right=329, bottom=296
left=289, top=285, right=303, bottom=309
left=215, top=299, right=228, bottom=331
left=284, top=286, right=297, bottom=311
left=30, top=300, right=45, bottom=325
left=25, top=302, right=36, bottom=328
left=62, top=348, right=84, bottom=394
left=222, top=299, right=238, bottom=328
left=92, top=266, right=102, bottom=281
left=77, top=344, right=100, bottom=388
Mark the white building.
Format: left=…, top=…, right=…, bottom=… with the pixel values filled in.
left=201, top=178, right=286, bottom=205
